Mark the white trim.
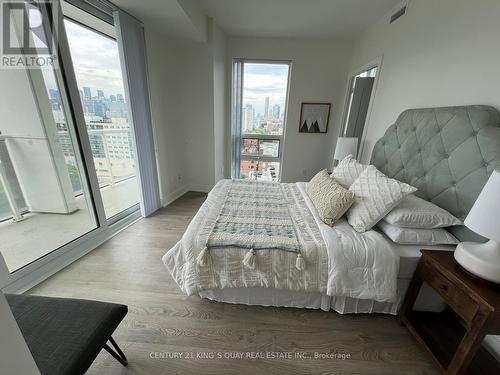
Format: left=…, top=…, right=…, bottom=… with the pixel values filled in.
left=161, top=185, right=189, bottom=207
left=1, top=211, right=141, bottom=293
left=339, top=55, right=383, bottom=161
left=189, top=184, right=212, bottom=193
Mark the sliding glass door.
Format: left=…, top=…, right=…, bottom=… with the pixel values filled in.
left=63, top=5, right=140, bottom=220
left=0, top=0, right=142, bottom=275
left=0, top=1, right=97, bottom=272
left=232, top=61, right=291, bottom=181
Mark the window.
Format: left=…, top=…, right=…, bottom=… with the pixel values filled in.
left=63, top=9, right=140, bottom=219
left=232, top=61, right=291, bottom=181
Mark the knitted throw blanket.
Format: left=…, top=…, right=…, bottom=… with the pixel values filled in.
left=164, top=179, right=329, bottom=295
left=197, top=180, right=314, bottom=270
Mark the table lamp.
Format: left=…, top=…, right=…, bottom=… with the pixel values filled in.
left=454, top=169, right=500, bottom=283
left=334, top=137, right=358, bottom=163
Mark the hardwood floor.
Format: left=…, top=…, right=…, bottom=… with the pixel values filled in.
left=29, top=192, right=438, bottom=375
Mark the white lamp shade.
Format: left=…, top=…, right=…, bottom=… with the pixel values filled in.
left=334, top=137, right=358, bottom=161
left=464, top=169, right=500, bottom=243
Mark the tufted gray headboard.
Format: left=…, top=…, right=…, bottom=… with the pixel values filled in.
left=371, top=105, right=500, bottom=242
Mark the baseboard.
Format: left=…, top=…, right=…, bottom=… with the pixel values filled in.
left=188, top=184, right=212, bottom=193
left=161, top=185, right=189, bottom=207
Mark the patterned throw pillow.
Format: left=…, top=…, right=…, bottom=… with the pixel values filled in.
left=331, top=155, right=367, bottom=188
left=383, top=194, right=462, bottom=228
left=306, top=170, right=355, bottom=226
left=347, top=166, right=417, bottom=233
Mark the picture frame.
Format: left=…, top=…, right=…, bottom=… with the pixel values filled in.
left=299, top=102, right=331, bottom=133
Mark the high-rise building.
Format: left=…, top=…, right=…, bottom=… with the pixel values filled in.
left=242, top=104, right=255, bottom=132
left=93, top=101, right=107, bottom=117
left=48, top=89, right=60, bottom=109
left=264, top=97, right=270, bottom=118
left=272, top=104, right=280, bottom=119
left=83, top=87, right=91, bottom=99
left=116, top=94, right=124, bottom=103
left=110, top=95, right=116, bottom=102
left=97, top=90, right=105, bottom=99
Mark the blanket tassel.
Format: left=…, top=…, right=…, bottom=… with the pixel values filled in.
left=197, top=246, right=210, bottom=267
left=242, top=249, right=256, bottom=269
left=295, top=253, right=306, bottom=271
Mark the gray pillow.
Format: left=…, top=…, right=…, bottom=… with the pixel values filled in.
left=306, top=170, right=355, bottom=226
left=384, top=194, right=462, bottom=228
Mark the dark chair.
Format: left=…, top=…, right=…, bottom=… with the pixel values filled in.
left=6, top=294, right=128, bottom=375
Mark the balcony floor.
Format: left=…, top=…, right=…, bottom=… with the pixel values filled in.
left=0, top=177, right=139, bottom=272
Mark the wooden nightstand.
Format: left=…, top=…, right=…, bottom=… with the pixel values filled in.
left=399, top=250, right=500, bottom=374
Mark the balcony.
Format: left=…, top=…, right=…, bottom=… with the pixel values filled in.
left=0, top=129, right=139, bottom=272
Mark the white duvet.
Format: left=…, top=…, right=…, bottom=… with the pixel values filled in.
left=162, top=181, right=398, bottom=303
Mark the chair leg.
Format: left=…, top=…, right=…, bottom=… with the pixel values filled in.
left=103, top=337, right=128, bottom=367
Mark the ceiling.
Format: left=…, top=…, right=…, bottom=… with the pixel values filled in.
left=195, top=0, right=402, bottom=38
left=113, top=0, right=206, bottom=40
left=114, top=0, right=402, bottom=40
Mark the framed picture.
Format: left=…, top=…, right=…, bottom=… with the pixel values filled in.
left=299, top=102, right=331, bottom=133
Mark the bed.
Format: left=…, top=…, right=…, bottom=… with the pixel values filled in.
left=163, top=105, right=500, bottom=314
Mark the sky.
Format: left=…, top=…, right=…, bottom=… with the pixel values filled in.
left=64, top=19, right=125, bottom=98
left=242, top=63, right=289, bottom=116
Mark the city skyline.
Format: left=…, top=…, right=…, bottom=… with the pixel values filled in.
left=64, top=18, right=125, bottom=99
left=242, top=63, right=289, bottom=116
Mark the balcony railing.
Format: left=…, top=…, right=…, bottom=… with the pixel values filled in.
left=0, top=127, right=137, bottom=222
left=0, top=135, right=27, bottom=221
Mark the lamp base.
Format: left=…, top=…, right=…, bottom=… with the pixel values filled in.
left=454, top=240, right=500, bottom=284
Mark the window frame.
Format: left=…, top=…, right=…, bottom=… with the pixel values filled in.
left=231, top=59, right=292, bottom=182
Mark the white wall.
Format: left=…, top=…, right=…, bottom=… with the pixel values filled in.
left=226, top=37, right=353, bottom=182
left=145, top=28, right=189, bottom=205
left=349, top=0, right=500, bottom=163
left=181, top=40, right=216, bottom=192
left=211, top=21, right=227, bottom=183
left=0, top=252, right=40, bottom=375
left=146, top=19, right=227, bottom=200
left=0, top=291, right=40, bottom=375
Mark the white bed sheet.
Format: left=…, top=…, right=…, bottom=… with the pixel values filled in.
left=164, top=181, right=399, bottom=303
left=198, top=184, right=455, bottom=314
left=295, top=182, right=399, bottom=302
left=387, top=239, right=456, bottom=279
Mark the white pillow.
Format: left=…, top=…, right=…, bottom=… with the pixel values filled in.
left=377, top=220, right=459, bottom=245
left=347, top=165, right=417, bottom=232
left=384, top=194, right=462, bottom=228
left=331, top=155, right=367, bottom=188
